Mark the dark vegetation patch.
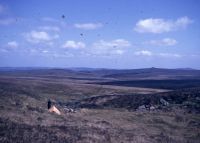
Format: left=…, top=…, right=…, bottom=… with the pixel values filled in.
left=67, top=77, right=105, bottom=81
left=101, top=68, right=200, bottom=80
left=95, top=79, right=200, bottom=89
left=71, top=88, right=200, bottom=113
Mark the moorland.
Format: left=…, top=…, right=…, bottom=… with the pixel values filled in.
left=0, top=67, right=200, bottom=143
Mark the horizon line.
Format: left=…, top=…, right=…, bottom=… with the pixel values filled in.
left=0, top=66, right=199, bottom=70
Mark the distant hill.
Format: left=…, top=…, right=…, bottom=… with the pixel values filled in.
left=96, top=68, right=200, bottom=80
left=0, top=67, right=200, bottom=80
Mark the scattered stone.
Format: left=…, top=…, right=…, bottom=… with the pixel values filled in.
left=137, top=105, right=146, bottom=111
left=137, top=105, right=156, bottom=111
left=160, top=98, right=169, bottom=106
left=195, top=97, right=200, bottom=101
left=64, top=107, right=76, bottom=113
left=150, top=106, right=156, bottom=110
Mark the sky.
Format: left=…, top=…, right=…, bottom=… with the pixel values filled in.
left=0, top=0, right=200, bottom=69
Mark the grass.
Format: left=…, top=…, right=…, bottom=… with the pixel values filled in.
left=0, top=69, right=200, bottom=143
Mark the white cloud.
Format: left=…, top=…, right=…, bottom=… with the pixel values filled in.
left=93, top=39, right=131, bottom=48
left=175, top=17, right=193, bottom=28
left=7, top=41, right=18, bottom=48
left=52, top=52, right=74, bottom=58
left=134, top=50, right=152, bottom=56
left=0, top=18, right=15, bottom=25
left=91, top=39, right=130, bottom=56
left=74, top=23, right=103, bottom=30
left=134, top=16, right=192, bottom=33
left=42, top=50, right=49, bottom=53
left=146, top=38, right=177, bottom=46
left=26, top=31, right=51, bottom=42
left=28, top=48, right=74, bottom=58
left=62, top=40, right=86, bottom=49
left=134, top=50, right=182, bottom=58
left=115, top=49, right=124, bottom=55
left=38, top=26, right=60, bottom=32
left=158, top=53, right=182, bottom=58
left=25, top=30, right=59, bottom=43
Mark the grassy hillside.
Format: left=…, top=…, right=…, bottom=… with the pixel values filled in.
left=0, top=68, right=200, bottom=143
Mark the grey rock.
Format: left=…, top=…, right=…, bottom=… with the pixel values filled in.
left=137, top=105, right=147, bottom=111
left=150, top=106, right=156, bottom=110
left=160, top=98, right=169, bottom=106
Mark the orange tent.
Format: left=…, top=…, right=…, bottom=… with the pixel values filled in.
left=48, top=105, right=61, bottom=115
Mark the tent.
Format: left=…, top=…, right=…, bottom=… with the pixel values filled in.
left=48, top=105, right=61, bottom=115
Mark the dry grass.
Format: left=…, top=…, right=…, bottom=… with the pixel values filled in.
left=0, top=71, right=200, bottom=143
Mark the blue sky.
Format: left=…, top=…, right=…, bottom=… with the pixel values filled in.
left=0, top=0, right=200, bottom=69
